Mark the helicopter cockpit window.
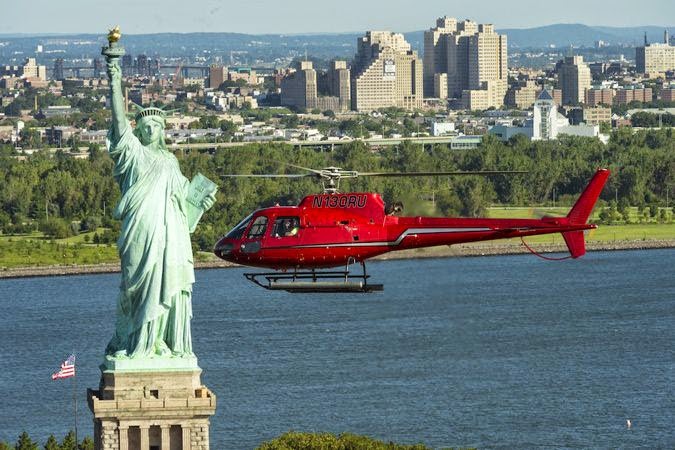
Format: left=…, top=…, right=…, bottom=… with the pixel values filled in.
left=272, top=216, right=300, bottom=238
left=225, top=213, right=253, bottom=240
left=247, top=216, right=268, bottom=239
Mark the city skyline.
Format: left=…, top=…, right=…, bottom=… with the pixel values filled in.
left=3, top=0, right=675, bottom=35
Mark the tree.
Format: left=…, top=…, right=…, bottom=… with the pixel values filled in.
left=78, top=436, right=94, bottom=450
left=14, top=432, right=38, bottom=450
left=87, top=144, right=102, bottom=161
left=198, top=115, right=219, bottom=129
left=219, top=120, right=238, bottom=137
left=60, top=431, right=76, bottom=450
left=44, top=435, right=60, bottom=450
left=281, top=114, right=299, bottom=129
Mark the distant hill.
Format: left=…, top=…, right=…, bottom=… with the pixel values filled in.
left=1, top=24, right=673, bottom=64
left=498, top=24, right=673, bottom=48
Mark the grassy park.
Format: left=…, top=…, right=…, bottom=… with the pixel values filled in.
left=0, top=207, right=673, bottom=270
left=484, top=206, right=674, bottom=244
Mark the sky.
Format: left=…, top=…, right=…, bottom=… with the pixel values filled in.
left=4, top=0, right=675, bottom=35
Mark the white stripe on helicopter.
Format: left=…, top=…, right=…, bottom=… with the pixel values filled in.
left=289, top=227, right=498, bottom=248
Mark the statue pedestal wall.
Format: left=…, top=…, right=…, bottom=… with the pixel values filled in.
left=88, top=366, right=216, bottom=450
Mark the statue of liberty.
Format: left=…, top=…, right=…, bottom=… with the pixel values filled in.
left=102, top=28, right=216, bottom=361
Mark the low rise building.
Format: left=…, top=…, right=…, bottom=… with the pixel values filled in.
left=505, top=80, right=538, bottom=109
left=615, top=86, right=652, bottom=104
left=583, top=106, right=612, bottom=125
left=228, top=67, right=257, bottom=85
left=585, top=88, right=615, bottom=106
left=45, top=126, right=78, bottom=146
left=80, top=130, right=108, bottom=145
left=659, top=87, right=675, bottom=102
left=40, top=106, right=80, bottom=118
left=489, top=89, right=607, bottom=142
left=449, top=135, right=482, bottom=149
left=431, top=121, right=455, bottom=136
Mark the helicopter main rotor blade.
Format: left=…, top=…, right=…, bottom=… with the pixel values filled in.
left=220, top=174, right=313, bottom=178
left=273, top=161, right=325, bottom=175
left=357, top=170, right=528, bottom=177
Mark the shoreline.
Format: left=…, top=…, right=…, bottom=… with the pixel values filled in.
left=1, top=239, right=673, bottom=280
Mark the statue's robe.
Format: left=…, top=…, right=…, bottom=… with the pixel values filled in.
left=106, top=126, right=194, bottom=358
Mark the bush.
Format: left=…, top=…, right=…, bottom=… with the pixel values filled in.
left=39, top=218, right=71, bottom=239
left=81, top=215, right=102, bottom=232
left=257, top=431, right=434, bottom=450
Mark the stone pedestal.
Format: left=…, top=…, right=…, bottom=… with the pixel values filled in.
left=88, top=365, right=216, bottom=450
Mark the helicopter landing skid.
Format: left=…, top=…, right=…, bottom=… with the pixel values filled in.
left=244, top=261, right=383, bottom=293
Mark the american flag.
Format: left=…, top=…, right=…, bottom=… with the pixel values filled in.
left=51, top=354, right=76, bottom=380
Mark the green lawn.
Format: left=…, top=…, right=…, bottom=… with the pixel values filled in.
left=486, top=206, right=673, bottom=223
left=0, top=216, right=673, bottom=269
left=0, top=233, right=118, bottom=269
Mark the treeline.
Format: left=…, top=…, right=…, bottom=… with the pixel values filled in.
left=0, top=431, right=92, bottom=450
left=0, top=128, right=672, bottom=251
left=631, top=111, right=675, bottom=128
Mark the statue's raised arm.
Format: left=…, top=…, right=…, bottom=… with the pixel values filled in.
left=102, top=26, right=129, bottom=142
left=106, top=59, right=128, bottom=141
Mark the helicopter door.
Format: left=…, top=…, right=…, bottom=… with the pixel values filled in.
left=241, top=215, right=268, bottom=254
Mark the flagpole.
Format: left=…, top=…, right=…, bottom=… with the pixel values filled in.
left=73, top=356, right=78, bottom=449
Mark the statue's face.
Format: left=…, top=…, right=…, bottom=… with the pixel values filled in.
left=137, top=116, right=164, bottom=146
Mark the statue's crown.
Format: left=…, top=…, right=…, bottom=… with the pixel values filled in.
left=135, top=106, right=166, bottom=122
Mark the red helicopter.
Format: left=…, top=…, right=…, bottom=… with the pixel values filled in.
left=214, top=166, right=610, bottom=293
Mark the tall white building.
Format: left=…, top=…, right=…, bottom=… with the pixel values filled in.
left=636, top=30, right=675, bottom=75
left=490, top=89, right=605, bottom=142
left=351, top=31, right=423, bottom=111
left=557, top=56, right=592, bottom=105
left=423, top=17, right=508, bottom=109
left=532, top=89, right=567, bottom=140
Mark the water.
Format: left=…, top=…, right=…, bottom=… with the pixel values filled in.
left=0, top=250, right=673, bottom=449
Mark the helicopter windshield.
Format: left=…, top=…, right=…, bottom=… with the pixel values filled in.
left=225, top=213, right=254, bottom=240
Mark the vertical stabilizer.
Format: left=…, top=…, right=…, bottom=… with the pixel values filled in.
left=562, top=168, right=610, bottom=258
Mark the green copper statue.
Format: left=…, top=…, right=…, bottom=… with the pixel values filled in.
left=102, top=29, right=217, bottom=364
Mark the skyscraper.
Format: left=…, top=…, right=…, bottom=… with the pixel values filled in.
left=351, top=31, right=423, bottom=111
left=21, top=58, right=47, bottom=81
left=136, top=55, right=149, bottom=77
left=280, top=60, right=350, bottom=112
left=209, top=65, right=228, bottom=89
left=636, top=30, right=675, bottom=75
left=53, top=58, right=64, bottom=81
left=557, top=56, right=592, bottom=105
left=281, top=61, right=318, bottom=110
left=121, top=54, right=133, bottom=77
left=423, top=17, right=508, bottom=109
left=93, top=58, right=102, bottom=78
left=423, top=17, right=456, bottom=97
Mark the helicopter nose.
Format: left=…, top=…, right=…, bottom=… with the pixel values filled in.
left=214, top=238, right=234, bottom=260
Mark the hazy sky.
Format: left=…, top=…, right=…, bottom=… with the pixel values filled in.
left=5, top=0, right=675, bottom=34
